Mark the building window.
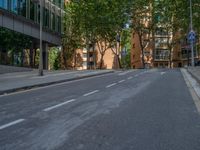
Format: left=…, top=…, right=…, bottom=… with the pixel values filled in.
left=155, top=49, right=169, bottom=60
left=30, top=1, right=35, bottom=21
left=44, top=8, right=49, bottom=28
left=18, top=0, right=26, bottom=17
left=83, top=53, right=87, bottom=59
left=155, top=28, right=169, bottom=36
left=11, top=0, right=18, bottom=13
left=51, top=12, right=55, bottom=31
left=155, top=37, right=168, bottom=48
left=83, top=61, right=87, bottom=67
left=0, top=0, right=8, bottom=9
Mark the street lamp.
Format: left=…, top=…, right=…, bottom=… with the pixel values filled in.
left=32, top=0, right=43, bottom=75
left=189, top=0, right=195, bottom=67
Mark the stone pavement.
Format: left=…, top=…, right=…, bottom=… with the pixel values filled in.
left=0, top=66, right=114, bottom=95
left=0, top=65, right=33, bottom=74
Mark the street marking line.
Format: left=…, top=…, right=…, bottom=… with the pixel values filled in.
left=118, top=70, right=135, bottom=76
left=0, top=119, right=25, bottom=130
left=106, top=83, right=117, bottom=88
left=161, top=72, right=166, bottom=75
left=127, top=77, right=133, bottom=80
left=43, top=99, right=76, bottom=112
left=83, top=90, right=99, bottom=97
left=0, top=73, right=112, bottom=98
left=118, top=80, right=125, bottom=83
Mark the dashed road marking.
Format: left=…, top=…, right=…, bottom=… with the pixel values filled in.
left=118, top=80, right=125, bottom=83
left=161, top=72, right=166, bottom=75
left=106, top=83, right=117, bottom=88
left=127, top=77, right=133, bottom=80
left=83, top=90, right=99, bottom=97
left=43, top=99, right=76, bottom=112
left=118, top=70, right=134, bottom=76
left=0, top=119, right=25, bottom=130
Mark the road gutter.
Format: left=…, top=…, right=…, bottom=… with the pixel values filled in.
left=181, top=69, right=200, bottom=114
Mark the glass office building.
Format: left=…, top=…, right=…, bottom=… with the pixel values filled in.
left=0, top=0, right=64, bottom=34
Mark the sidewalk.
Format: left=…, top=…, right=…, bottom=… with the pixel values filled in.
left=0, top=68, right=114, bottom=95
left=187, top=67, right=200, bottom=83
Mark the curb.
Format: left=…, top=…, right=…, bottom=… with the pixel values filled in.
left=0, top=71, right=114, bottom=96
left=187, top=68, right=200, bottom=84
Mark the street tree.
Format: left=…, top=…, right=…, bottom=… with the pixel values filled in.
left=64, top=0, right=133, bottom=69
left=131, top=0, right=155, bottom=68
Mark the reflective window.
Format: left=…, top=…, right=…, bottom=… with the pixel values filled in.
left=0, top=0, right=63, bottom=33
left=30, top=1, right=35, bottom=21
left=11, top=0, right=18, bottom=13
left=44, top=8, right=49, bottom=28
left=37, top=5, right=40, bottom=23
left=18, top=0, right=26, bottom=17
left=51, top=12, right=55, bottom=31
left=0, top=0, right=8, bottom=9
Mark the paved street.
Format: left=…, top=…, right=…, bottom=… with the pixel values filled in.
left=0, top=69, right=200, bottom=150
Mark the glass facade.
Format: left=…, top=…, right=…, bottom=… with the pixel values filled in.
left=0, top=0, right=64, bottom=34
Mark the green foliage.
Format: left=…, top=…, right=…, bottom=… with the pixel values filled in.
left=0, top=27, right=32, bottom=51
left=0, top=27, right=32, bottom=65
left=121, top=29, right=132, bottom=69
left=63, top=0, right=133, bottom=69
left=49, top=47, right=61, bottom=70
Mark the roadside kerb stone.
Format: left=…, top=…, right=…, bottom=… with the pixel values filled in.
left=187, top=67, right=200, bottom=84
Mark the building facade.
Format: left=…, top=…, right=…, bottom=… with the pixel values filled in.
left=0, top=0, right=65, bottom=69
left=131, top=1, right=199, bottom=69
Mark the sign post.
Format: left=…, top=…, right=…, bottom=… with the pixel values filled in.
left=188, top=30, right=196, bottom=66
left=189, top=0, right=195, bottom=67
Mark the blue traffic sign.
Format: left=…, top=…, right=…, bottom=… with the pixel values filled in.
left=188, top=30, right=196, bottom=42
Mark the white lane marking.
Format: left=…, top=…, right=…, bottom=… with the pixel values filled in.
left=0, top=73, right=112, bottom=98
left=135, top=74, right=139, bottom=77
left=118, top=80, right=125, bottom=83
left=0, top=119, right=25, bottom=130
left=43, top=99, right=76, bottom=112
left=83, top=90, right=99, bottom=97
left=118, top=70, right=135, bottom=76
left=161, top=72, right=166, bottom=75
left=106, top=83, right=117, bottom=88
left=127, top=77, right=133, bottom=80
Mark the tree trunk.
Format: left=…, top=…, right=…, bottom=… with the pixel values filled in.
left=73, top=52, right=77, bottom=70
left=138, top=33, right=145, bottom=68
left=169, top=48, right=172, bottom=68
left=141, top=48, right=145, bottom=68
left=117, top=54, right=122, bottom=69
left=62, top=49, right=67, bottom=69
left=99, top=54, right=104, bottom=69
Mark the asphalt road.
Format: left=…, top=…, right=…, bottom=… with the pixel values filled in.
left=0, top=69, right=200, bottom=150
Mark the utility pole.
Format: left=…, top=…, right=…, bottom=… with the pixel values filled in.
left=32, top=0, right=43, bottom=75
left=189, top=0, right=195, bottom=67
left=39, top=0, right=43, bottom=75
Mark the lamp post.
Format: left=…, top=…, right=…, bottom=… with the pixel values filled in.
left=189, top=0, right=195, bottom=67
left=32, top=0, right=43, bottom=75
